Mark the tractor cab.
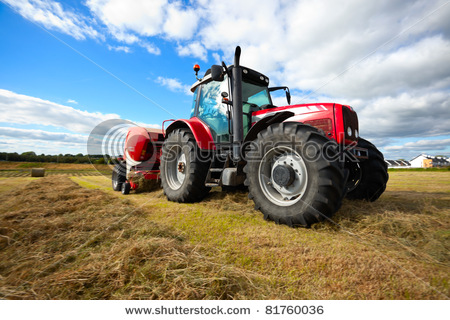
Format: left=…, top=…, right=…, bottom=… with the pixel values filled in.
left=189, top=66, right=273, bottom=144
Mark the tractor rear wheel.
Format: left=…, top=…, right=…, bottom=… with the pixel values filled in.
left=244, top=122, right=346, bottom=227
left=112, top=163, right=126, bottom=191
left=346, top=138, right=388, bottom=201
left=160, top=128, right=211, bottom=202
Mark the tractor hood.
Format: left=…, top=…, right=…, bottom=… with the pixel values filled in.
left=252, top=103, right=359, bottom=144
left=252, top=103, right=334, bottom=123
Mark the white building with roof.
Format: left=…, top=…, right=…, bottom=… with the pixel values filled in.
left=410, top=154, right=450, bottom=168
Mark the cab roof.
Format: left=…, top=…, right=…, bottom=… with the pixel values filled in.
left=190, top=65, right=269, bottom=92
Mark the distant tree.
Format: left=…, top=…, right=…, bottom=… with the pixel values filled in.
left=95, top=158, right=106, bottom=164
left=21, top=151, right=37, bottom=157
left=0, top=151, right=97, bottom=163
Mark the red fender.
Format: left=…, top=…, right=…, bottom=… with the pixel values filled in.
left=165, top=117, right=216, bottom=150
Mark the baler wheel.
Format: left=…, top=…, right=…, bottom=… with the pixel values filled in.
left=112, top=163, right=126, bottom=191
left=121, top=181, right=131, bottom=195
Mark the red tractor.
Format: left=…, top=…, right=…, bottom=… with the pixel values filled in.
left=112, top=47, right=388, bottom=227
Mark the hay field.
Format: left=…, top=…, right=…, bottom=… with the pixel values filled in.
left=0, top=162, right=110, bottom=177
left=0, top=170, right=448, bottom=299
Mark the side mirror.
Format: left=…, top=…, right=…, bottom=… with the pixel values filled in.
left=269, top=86, right=291, bottom=105
left=211, top=65, right=224, bottom=81
left=285, top=88, right=291, bottom=105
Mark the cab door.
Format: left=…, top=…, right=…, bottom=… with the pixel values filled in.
left=194, top=77, right=231, bottom=143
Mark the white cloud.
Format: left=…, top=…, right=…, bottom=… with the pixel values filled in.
left=0, top=89, right=120, bottom=134
left=67, top=99, right=78, bottom=104
left=138, top=41, right=161, bottom=55
left=212, top=52, right=222, bottom=65
left=0, top=127, right=88, bottom=144
left=107, top=44, right=131, bottom=53
left=155, top=77, right=191, bottom=95
left=317, top=36, right=450, bottom=100
left=385, top=138, right=450, bottom=151
left=86, top=0, right=167, bottom=44
left=176, top=41, right=207, bottom=61
left=3, top=0, right=103, bottom=40
left=163, top=2, right=198, bottom=39
left=0, top=137, right=88, bottom=154
left=355, top=91, right=450, bottom=139
left=106, top=27, right=140, bottom=44
left=381, top=137, right=450, bottom=160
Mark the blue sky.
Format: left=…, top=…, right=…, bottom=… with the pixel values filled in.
left=0, top=0, right=449, bottom=160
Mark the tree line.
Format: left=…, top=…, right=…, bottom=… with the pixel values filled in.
left=0, top=152, right=109, bottom=164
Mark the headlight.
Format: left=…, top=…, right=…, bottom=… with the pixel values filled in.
left=347, top=127, right=352, bottom=137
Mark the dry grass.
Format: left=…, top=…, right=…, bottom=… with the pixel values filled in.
left=0, top=162, right=111, bottom=178
left=0, top=161, right=108, bottom=170
left=0, top=171, right=448, bottom=299
left=0, top=177, right=269, bottom=299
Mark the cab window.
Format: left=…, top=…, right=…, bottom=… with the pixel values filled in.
left=197, top=79, right=230, bottom=143
left=189, top=87, right=198, bottom=118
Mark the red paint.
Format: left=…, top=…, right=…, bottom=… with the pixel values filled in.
left=124, top=127, right=151, bottom=162
left=252, top=103, right=358, bottom=145
left=166, top=117, right=216, bottom=150
left=124, top=127, right=164, bottom=163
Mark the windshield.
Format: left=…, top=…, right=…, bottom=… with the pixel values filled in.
left=241, top=81, right=271, bottom=136
left=242, top=81, right=271, bottom=107
left=191, top=77, right=272, bottom=142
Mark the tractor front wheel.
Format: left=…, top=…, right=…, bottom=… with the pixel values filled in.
left=160, top=128, right=211, bottom=202
left=244, top=122, right=346, bottom=227
left=346, top=138, right=388, bottom=201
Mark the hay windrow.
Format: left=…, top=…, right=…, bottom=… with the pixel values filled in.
left=129, top=172, right=161, bottom=193
left=0, top=176, right=268, bottom=299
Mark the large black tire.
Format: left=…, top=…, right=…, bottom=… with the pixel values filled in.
left=160, top=128, right=211, bottom=202
left=346, top=138, right=388, bottom=201
left=244, top=122, right=346, bottom=227
left=112, top=163, right=126, bottom=191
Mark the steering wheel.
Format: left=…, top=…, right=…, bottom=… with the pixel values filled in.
left=243, top=101, right=259, bottom=109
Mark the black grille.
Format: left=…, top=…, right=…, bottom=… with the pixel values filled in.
left=342, top=106, right=359, bottom=141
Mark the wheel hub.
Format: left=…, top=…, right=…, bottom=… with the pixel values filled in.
left=258, top=147, right=309, bottom=206
left=177, top=162, right=185, bottom=173
left=272, top=164, right=295, bottom=187
left=165, top=146, right=186, bottom=190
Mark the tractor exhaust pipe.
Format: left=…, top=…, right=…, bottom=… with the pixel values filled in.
left=232, top=46, right=243, bottom=162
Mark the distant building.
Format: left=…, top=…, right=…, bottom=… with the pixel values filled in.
left=385, top=160, right=411, bottom=168
left=409, top=154, right=450, bottom=168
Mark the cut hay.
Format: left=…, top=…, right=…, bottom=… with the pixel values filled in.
left=129, top=171, right=161, bottom=193
left=0, top=176, right=266, bottom=299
